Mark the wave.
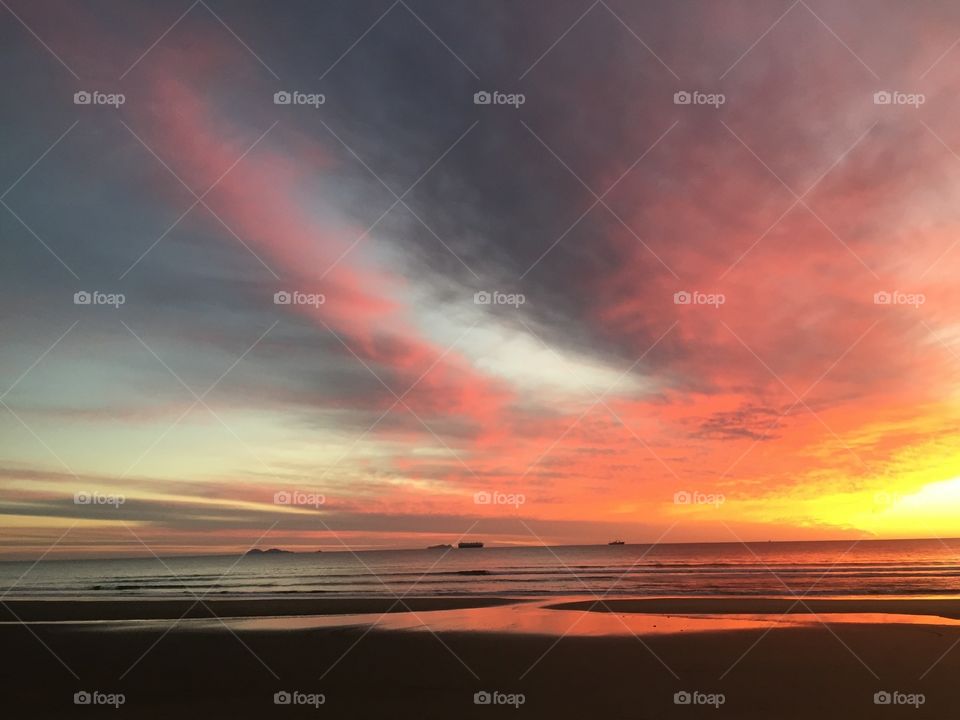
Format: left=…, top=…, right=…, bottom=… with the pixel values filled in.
left=6, top=543, right=960, bottom=599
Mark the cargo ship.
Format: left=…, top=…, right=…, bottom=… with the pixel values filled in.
left=458, top=541, right=484, bottom=549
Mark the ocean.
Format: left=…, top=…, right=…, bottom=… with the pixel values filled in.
left=1, top=538, right=958, bottom=599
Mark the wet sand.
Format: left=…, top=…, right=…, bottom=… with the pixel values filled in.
left=2, top=597, right=958, bottom=718
left=0, top=596, right=521, bottom=622
left=546, top=595, right=960, bottom=619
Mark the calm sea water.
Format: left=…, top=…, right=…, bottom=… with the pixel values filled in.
left=1, top=539, right=958, bottom=599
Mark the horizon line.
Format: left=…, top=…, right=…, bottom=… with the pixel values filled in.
left=2, top=535, right=959, bottom=564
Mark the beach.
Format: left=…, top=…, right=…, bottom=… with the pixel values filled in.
left=5, top=0, right=960, bottom=716
left=2, top=596, right=957, bottom=718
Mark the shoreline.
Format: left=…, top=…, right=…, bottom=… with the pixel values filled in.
left=0, top=596, right=522, bottom=622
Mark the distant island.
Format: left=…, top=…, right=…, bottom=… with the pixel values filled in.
left=240, top=543, right=492, bottom=555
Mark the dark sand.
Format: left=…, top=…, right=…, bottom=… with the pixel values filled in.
left=1, top=597, right=958, bottom=718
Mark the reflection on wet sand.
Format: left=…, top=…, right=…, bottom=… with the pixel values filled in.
left=182, top=599, right=960, bottom=636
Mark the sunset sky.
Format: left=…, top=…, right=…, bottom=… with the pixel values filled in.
left=3, top=0, right=960, bottom=558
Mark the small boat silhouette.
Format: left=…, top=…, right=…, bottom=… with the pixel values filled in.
left=608, top=539, right=625, bottom=545
left=458, top=541, right=484, bottom=549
